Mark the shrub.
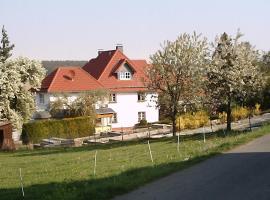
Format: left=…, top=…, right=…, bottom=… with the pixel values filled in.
left=253, top=103, right=261, bottom=115
left=218, top=112, right=227, bottom=124
left=135, top=119, right=149, bottom=128
left=22, top=116, right=95, bottom=144
left=158, top=118, right=172, bottom=124
left=176, top=111, right=209, bottom=130
left=139, top=119, right=148, bottom=126
left=232, top=106, right=249, bottom=121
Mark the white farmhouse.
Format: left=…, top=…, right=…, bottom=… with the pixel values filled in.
left=36, top=45, right=159, bottom=131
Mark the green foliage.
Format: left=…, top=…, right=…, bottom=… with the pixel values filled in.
left=0, top=58, right=46, bottom=129
left=206, top=31, right=264, bottom=130
left=1, top=124, right=270, bottom=200
left=0, top=26, right=14, bottom=62
left=135, top=119, right=149, bottom=128
left=139, top=119, right=148, bottom=126
left=176, top=111, right=209, bottom=130
left=148, top=32, right=208, bottom=135
left=22, top=116, right=95, bottom=144
left=49, top=90, right=108, bottom=119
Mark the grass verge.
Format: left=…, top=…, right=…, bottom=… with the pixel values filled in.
left=1, top=124, right=270, bottom=200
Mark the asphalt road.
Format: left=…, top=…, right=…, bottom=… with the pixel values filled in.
left=114, top=133, right=270, bottom=200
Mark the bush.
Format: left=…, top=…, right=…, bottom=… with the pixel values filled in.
left=232, top=106, right=249, bottom=121
left=135, top=119, right=149, bottom=128
left=176, top=111, right=209, bottom=130
left=139, top=119, right=148, bottom=126
left=22, top=116, right=95, bottom=144
left=253, top=103, right=261, bottom=115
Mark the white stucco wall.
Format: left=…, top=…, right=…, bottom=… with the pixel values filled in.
left=36, top=92, right=159, bottom=128
left=35, top=93, right=80, bottom=111
left=108, top=92, right=159, bottom=128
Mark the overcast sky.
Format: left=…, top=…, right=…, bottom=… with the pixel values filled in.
left=1, top=0, right=269, bottom=60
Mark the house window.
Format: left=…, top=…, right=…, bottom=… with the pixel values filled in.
left=109, top=93, right=117, bottom=102
left=96, top=118, right=102, bottom=125
left=39, top=93, right=44, bottom=104
left=138, top=92, right=146, bottom=102
left=125, top=72, right=131, bottom=79
left=118, top=71, right=131, bottom=80
left=112, top=113, right=118, bottom=123
left=138, top=112, right=146, bottom=122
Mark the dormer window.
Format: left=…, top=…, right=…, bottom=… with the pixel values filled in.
left=118, top=71, right=131, bottom=80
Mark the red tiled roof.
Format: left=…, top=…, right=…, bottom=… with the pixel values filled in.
left=83, top=50, right=149, bottom=91
left=40, top=66, right=104, bottom=92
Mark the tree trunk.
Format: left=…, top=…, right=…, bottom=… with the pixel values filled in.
left=171, top=106, right=177, bottom=136
left=210, top=119, right=213, bottom=133
left=173, top=117, right=176, bottom=136
left=248, top=108, right=252, bottom=131
left=226, top=96, right=232, bottom=131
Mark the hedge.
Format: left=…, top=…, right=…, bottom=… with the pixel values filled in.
left=22, top=116, right=95, bottom=144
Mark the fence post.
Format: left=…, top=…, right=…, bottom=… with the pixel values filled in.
left=19, top=168, right=25, bottom=197
left=121, top=126, right=124, bottom=141
left=248, top=112, right=252, bottom=132
left=177, top=133, right=180, bottom=153
left=93, top=150, right=97, bottom=177
left=147, top=140, right=154, bottom=164
left=203, top=127, right=206, bottom=143
left=148, top=125, right=151, bottom=139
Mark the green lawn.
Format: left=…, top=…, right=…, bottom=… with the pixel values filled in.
left=1, top=124, right=270, bottom=200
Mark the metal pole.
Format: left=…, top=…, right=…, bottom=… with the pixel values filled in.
left=177, top=133, right=180, bottom=153
left=93, top=150, right=97, bottom=177
left=203, top=127, right=206, bottom=143
left=19, top=168, right=25, bottom=197
left=147, top=140, right=154, bottom=163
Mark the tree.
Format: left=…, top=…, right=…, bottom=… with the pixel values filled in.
left=49, top=90, right=108, bottom=118
left=0, top=26, right=15, bottom=62
left=0, top=57, right=46, bottom=129
left=206, top=32, right=264, bottom=131
left=147, top=32, right=208, bottom=136
left=258, top=51, right=270, bottom=109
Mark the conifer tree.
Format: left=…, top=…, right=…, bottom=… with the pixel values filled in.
left=0, top=26, right=15, bottom=62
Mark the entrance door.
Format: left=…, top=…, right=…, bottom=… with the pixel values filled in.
left=0, top=130, right=3, bottom=148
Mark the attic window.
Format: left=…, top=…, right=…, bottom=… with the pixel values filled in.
left=118, top=72, right=131, bottom=80
left=63, top=70, right=76, bottom=81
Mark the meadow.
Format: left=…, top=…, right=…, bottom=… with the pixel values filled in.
left=1, top=125, right=270, bottom=200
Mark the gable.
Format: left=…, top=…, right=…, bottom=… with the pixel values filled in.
left=82, top=47, right=150, bottom=92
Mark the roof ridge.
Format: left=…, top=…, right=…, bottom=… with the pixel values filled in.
left=47, top=68, right=60, bottom=92
left=57, top=66, right=81, bottom=68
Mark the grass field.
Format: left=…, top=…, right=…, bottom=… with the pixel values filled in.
left=1, top=125, right=270, bottom=200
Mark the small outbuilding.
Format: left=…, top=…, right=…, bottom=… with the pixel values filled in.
left=0, top=121, right=15, bottom=150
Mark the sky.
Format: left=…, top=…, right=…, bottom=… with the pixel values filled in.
left=1, top=0, right=270, bottom=61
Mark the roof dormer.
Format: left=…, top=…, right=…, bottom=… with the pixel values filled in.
left=112, top=59, right=136, bottom=80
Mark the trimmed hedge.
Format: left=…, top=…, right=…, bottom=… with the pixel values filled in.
left=22, top=116, right=95, bottom=144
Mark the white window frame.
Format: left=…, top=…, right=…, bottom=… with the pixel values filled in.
left=109, top=93, right=117, bottom=102
left=138, top=112, right=146, bottom=122
left=112, top=113, right=118, bottom=123
left=39, top=93, right=45, bottom=104
left=138, top=92, right=146, bottom=102
left=118, top=71, right=131, bottom=80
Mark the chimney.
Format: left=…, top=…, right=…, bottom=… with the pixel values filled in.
left=116, top=44, right=123, bottom=52
left=98, top=49, right=104, bottom=55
